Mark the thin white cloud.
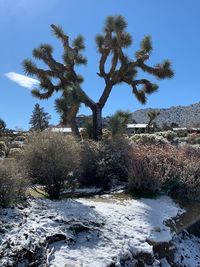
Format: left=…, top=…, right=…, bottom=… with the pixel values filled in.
left=5, top=72, right=39, bottom=90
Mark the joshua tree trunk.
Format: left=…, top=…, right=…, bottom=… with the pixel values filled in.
left=60, top=103, right=81, bottom=140
left=92, top=103, right=103, bottom=140
left=69, top=120, right=81, bottom=140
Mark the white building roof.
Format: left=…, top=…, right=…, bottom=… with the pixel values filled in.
left=51, top=127, right=83, bottom=133
left=127, top=124, right=148, bottom=128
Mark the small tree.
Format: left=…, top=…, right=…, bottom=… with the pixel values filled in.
left=108, top=110, right=132, bottom=137
left=147, top=110, right=160, bottom=132
left=29, top=103, right=51, bottom=131
left=0, top=118, right=6, bottom=132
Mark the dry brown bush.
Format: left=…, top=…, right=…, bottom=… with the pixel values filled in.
left=0, top=159, right=28, bottom=207
left=21, top=131, right=81, bottom=199
left=127, top=144, right=200, bottom=199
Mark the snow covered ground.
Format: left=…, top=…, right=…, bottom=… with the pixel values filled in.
left=0, top=194, right=199, bottom=266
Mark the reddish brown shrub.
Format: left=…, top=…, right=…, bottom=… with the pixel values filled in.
left=127, top=144, right=200, bottom=199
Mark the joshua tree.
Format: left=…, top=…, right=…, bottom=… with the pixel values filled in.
left=147, top=110, right=160, bottom=131
left=22, top=16, right=174, bottom=140
left=108, top=110, right=132, bottom=137
left=29, top=103, right=51, bottom=131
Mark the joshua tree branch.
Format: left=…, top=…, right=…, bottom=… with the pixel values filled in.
left=108, top=51, right=118, bottom=77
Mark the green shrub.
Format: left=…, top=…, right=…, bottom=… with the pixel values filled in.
left=176, top=129, right=188, bottom=138
left=156, top=130, right=177, bottom=142
left=130, top=133, right=168, bottom=145
left=0, top=159, right=28, bottom=208
left=100, top=137, right=130, bottom=182
left=79, top=140, right=109, bottom=188
left=79, top=137, right=130, bottom=188
left=21, top=131, right=81, bottom=199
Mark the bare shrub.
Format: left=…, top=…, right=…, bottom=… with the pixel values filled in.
left=127, top=144, right=200, bottom=200
left=0, top=159, right=28, bottom=208
left=179, top=147, right=200, bottom=200
left=186, top=134, right=200, bottom=145
left=127, top=144, right=183, bottom=195
left=21, top=131, right=81, bottom=199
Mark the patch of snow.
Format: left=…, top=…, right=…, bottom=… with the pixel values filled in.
left=173, top=231, right=200, bottom=267
left=50, top=196, right=182, bottom=266
left=0, top=196, right=183, bottom=267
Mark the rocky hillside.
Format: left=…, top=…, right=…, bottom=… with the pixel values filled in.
left=131, top=102, right=200, bottom=127
left=76, top=102, right=200, bottom=128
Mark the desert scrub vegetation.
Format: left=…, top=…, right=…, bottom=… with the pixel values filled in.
left=127, top=144, right=181, bottom=195
left=79, top=140, right=107, bottom=188
left=127, top=144, right=200, bottom=200
left=130, top=133, right=168, bottom=145
left=21, top=131, right=81, bottom=199
left=79, top=137, right=130, bottom=188
left=0, top=159, right=28, bottom=208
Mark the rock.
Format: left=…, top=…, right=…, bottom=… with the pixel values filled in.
left=134, top=251, right=154, bottom=266
left=46, top=233, right=67, bottom=245
left=153, top=242, right=175, bottom=266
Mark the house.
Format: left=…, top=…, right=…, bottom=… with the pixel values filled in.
left=126, top=124, right=148, bottom=134
left=50, top=127, right=84, bottom=133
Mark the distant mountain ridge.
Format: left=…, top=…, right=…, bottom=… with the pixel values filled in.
left=76, top=102, right=200, bottom=128
left=131, top=102, right=200, bottom=127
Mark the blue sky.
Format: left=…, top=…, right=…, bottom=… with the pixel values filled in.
left=0, top=0, right=200, bottom=130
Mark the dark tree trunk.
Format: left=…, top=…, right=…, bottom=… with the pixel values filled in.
left=69, top=120, right=81, bottom=140
left=62, top=111, right=81, bottom=140
left=92, top=103, right=103, bottom=140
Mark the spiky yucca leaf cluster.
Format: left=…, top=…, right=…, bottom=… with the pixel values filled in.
left=33, top=44, right=54, bottom=59
left=154, top=60, right=174, bottom=79
left=135, top=35, right=152, bottom=60
left=54, top=86, right=80, bottom=125
left=22, top=23, right=87, bottom=105
left=133, top=90, right=146, bottom=104
left=108, top=109, right=131, bottom=136
left=96, top=15, right=132, bottom=50
left=51, top=24, right=87, bottom=67
left=22, top=59, right=37, bottom=76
